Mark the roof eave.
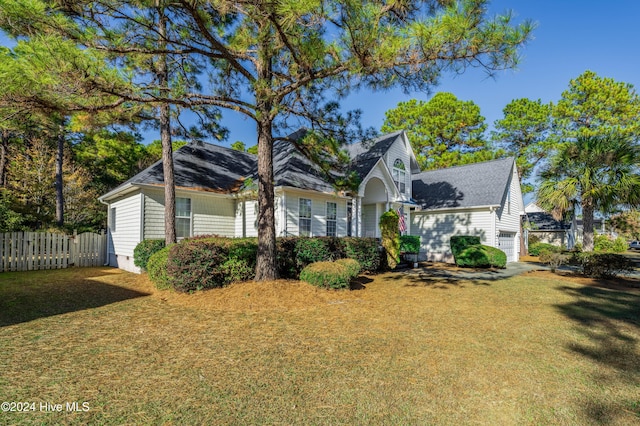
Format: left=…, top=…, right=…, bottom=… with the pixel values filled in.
left=414, top=203, right=501, bottom=213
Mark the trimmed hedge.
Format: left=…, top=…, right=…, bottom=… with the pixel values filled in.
left=151, top=236, right=383, bottom=292
left=167, top=237, right=257, bottom=292
left=133, top=239, right=165, bottom=270
left=528, top=242, right=561, bottom=256
left=343, top=237, right=381, bottom=273
left=450, top=235, right=481, bottom=261
left=400, top=235, right=420, bottom=254
left=300, top=259, right=361, bottom=290
left=456, top=244, right=507, bottom=269
left=147, top=246, right=172, bottom=290
left=336, top=258, right=361, bottom=277
left=295, top=237, right=332, bottom=270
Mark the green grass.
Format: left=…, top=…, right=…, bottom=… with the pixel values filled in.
left=0, top=267, right=639, bottom=424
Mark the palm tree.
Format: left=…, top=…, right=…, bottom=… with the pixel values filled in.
left=537, top=134, right=640, bottom=251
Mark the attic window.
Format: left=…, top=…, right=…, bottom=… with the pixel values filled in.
left=393, top=159, right=406, bottom=194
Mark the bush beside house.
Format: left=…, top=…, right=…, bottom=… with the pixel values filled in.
left=133, top=239, right=166, bottom=270
left=137, top=236, right=382, bottom=292
left=300, top=259, right=361, bottom=290
left=450, top=236, right=506, bottom=269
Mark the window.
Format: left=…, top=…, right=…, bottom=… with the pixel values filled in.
left=176, top=197, right=191, bottom=238
left=393, top=159, right=406, bottom=194
left=110, top=207, right=116, bottom=232
left=326, top=202, right=337, bottom=236
left=299, top=198, right=311, bottom=236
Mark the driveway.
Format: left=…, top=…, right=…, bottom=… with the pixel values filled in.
left=403, top=260, right=565, bottom=283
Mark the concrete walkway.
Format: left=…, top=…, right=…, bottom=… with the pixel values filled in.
left=402, top=261, right=563, bottom=283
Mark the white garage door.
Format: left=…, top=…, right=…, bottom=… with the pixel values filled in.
left=498, top=232, right=516, bottom=262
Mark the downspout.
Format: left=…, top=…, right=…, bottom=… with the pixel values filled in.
left=98, top=197, right=111, bottom=266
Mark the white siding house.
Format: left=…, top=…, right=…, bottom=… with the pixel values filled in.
left=411, top=157, right=524, bottom=263
left=100, top=131, right=525, bottom=272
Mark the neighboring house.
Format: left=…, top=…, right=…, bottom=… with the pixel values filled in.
left=525, top=211, right=573, bottom=248
left=410, top=157, right=524, bottom=263
left=99, top=131, right=524, bottom=272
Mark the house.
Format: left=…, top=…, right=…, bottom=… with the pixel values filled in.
left=410, top=157, right=524, bottom=263
left=99, top=131, right=524, bottom=272
left=523, top=202, right=613, bottom=249
left=525, top=211, right=573, bottom=248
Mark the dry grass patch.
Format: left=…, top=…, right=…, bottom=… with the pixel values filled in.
left=1, top=267, right=639, bottom=424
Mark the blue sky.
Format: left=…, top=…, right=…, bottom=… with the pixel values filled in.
left=215, top=0, right=640, bottom=148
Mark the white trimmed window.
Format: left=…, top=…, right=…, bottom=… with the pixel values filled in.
left=176, top=197, right=192, bottom=238
left=299, top=198, right=312, bottom=236
left=326, top=202, right=337, bottom=236
left=110, top=207, right=116, bottom=232
left=393, top=159, right=406, bottom=194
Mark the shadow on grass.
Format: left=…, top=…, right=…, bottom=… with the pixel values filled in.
left=555, top=284, right=640, bottom=421
left=350, top=276, right=373, bottom=290
left=0, top=268, right=150, bottom=327
left=386, top=263, right=520, bottom=288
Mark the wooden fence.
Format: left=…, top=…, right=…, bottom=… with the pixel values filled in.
left=0, top=231, right=107, bottom=272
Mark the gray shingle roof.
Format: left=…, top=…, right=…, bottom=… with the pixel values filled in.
left=112, top=141, right=256, bottom=193
left=346, top=131, right=404, bottom=181
left=271, top=136, right=337, bottom=193
left=412, top=157, right=515, bottom=210
left=527, top=212, right=571, bottom=231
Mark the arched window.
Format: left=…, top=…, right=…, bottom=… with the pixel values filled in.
left=393, top=159, right=406, bottom=194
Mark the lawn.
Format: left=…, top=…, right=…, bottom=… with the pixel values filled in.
left=0, top=266, right=639, bottom=425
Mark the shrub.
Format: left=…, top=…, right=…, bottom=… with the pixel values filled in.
left=400, top=235, right=420, bottom=254
left=147, top=246, right=172, bottom=290
left=220, top=259, right=255, bottom=285
left=579, top=253, right=635, bottom=278
left=528, top=242, right=561, bottom=256
left=594, top=234, right=627, bottom=253
left=456, top=244, right=507, bottom=269
left=343, top=237, right=381, bottom=273
left=336, top=258, right=361, bottom=277
left=165, top=237, right=257, bottom=292
left=539, top=249, right=569, bottom=273
left=167, top=238, right=230, bottom=292
left=295, top=237, right=332, bottom=270
left=379, top=210, right=400, bottom=269
left=317, top=236, right=346, bottom=259
left=450, top=235, right=481, bottom=261
left=276, top=237, right=299, bottom=279
left=300, top=260, right=359, bottom=290
left=134, top=239, right=166, bottom=270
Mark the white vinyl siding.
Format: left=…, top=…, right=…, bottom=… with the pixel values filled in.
left=283, top=191, right=348, bottom=237
left=143, top=190, right=236, bottom=239
left=108, top=191, right=143, bottom=271
left=495, top=165, right=524, bottom=259
left=411, top=208, right=493, bottom=262
left=235, top=199, right=259, bottom=237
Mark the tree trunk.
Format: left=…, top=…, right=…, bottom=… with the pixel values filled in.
left=0, top=130, right=8, bottom=188
left=157, top=1, right=176, bottom=245
left=255, top=117, right=278, bottom=281
left=582, top=197, right=595, bottom=251
left=55, top=128, right=64, bottom=227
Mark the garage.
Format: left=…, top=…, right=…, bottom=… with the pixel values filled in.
left=498, top=232, right=516, bottom=262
